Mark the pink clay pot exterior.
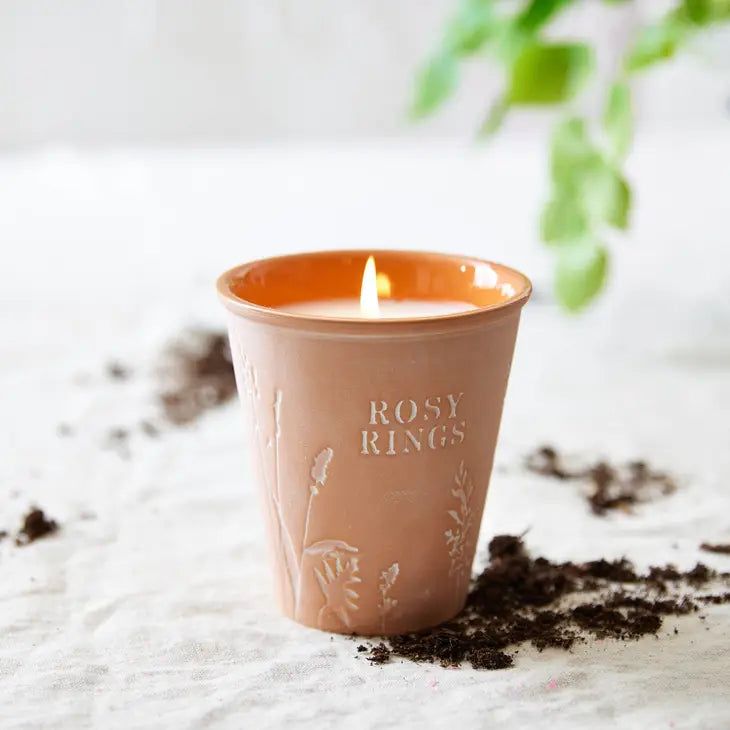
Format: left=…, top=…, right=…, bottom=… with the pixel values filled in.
left=217, top=250, right=531, bottom=636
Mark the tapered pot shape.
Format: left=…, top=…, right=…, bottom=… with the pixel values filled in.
left=218, top=250, right=530, bottom=635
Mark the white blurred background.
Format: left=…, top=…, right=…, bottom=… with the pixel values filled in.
left=0, top=0, right=728, bottom=147
left=1, top=0, right=729, bottom=347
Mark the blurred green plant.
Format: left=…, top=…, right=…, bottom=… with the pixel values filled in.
left=412, top=0, right=730, bottom=310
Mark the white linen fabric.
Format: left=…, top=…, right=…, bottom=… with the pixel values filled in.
left=1, top=141, right=728, bottom=729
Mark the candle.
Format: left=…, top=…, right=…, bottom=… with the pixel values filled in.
left=279, top=299, right=476, bottom=318
left=276, top=256, right=477, bottom=319
left=217, top=250, right=531, bottom=636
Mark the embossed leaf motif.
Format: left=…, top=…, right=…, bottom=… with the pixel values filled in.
left=378, top=562, right=400, bottom=632
left=314, top=550, right=362, bottom=628
left=381, top=563, right=399, bottom=590
left=445, top=460, right=475, bottom=583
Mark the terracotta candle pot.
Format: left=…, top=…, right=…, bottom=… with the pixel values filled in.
left=217, top=250, right=531, bottom=635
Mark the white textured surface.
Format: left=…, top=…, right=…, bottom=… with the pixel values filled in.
left=1, top=140, right=730, bottom=729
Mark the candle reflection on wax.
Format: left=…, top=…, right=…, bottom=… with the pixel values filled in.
left=277, top=255, right=477, bottom=319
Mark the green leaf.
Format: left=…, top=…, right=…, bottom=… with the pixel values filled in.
left=682, top=0, right=730, bottom=24
left=515, top=0, right=575, bottom=34
left=478, top=95, right=509, bottom=137
left=684, top=0, right=730, bottom=24
left=625, top=1, right=730, bottom=72
left=684, top=0, right=715, bottom=23
left=603, top=81, right=632, bottom=161
left=605, top=174, right=631, bottom=230
left=550, top=117, right=593, bottom=185
left=445, top=0, right=499, bottom=56
left=625, top=14, right=688, bottom=71
left=549, top=116, right=631, bottom=229
left=491, top=22, right=529, bottom=63
left=541, top=196, right=589, bottom=244
left=554, top=240, right=609, bottom=311
left=411, top=53, right=458, bottom=119
left=508, top=43, right=594, bottom=105
left=572, top=157, right=631, bottom=228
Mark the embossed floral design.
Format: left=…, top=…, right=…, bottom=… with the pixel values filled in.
left=233, top=338, right=361, bottom=626
left=377, top=562, right=400, bottom=633
left=444, top=460, right=475, bottom=588
left=295, top=447, right=337, bottom=617
left=234, top=346, right=298, bottom=607
left=314, top=547, right=362, bottom=628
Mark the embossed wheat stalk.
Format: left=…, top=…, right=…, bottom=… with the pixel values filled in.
left=377, top=562, right=400, bottom=633
left=236, top=347, right=299, bottom=607
left=295, top=446, right=337, bottom=617
left=302, top=447, right=333, bottom=551
left=444, top=460, right=474, bottom=591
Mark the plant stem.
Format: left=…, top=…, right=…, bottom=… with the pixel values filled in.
left=295, top=489, right=317, bottom=619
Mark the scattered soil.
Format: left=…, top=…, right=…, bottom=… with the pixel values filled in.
left=106, top=361, right=131, bottom=381
left=701, top=543, right=730, bottom=556
left=363, top=536, right=730, bottom=670
left=158, top=330, right=236, bottom=426
left=15, top=508, right=59, bottom=546
left=140, top=420, right=160, bottom=438
left=104, top=427, right=131, bottom=459
left=525, top=446, right=677, bottom=515
left=525, top=446, right=572, bottom=480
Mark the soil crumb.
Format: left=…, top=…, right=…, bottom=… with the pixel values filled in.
left=362, top=535, right=730, bottom=670
left=700, top=543, right=730, bottom=556
left=104, top=427, right=131, bottom=459
left=16, top=508, right=59, bottom=546
left=106, top=361, right=131, bottom=381
left=526, top=446, right=677, bottom=515
left=158, top=330, right=236, bottom=426
left=140, top=420, right=160, bottom=438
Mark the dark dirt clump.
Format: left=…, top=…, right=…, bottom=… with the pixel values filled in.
left=15, top=508, right=59, bottom=546
left=361, top=536, right=730, bottom=671
left=685, top=563, right=716, bottom=586
left=106, top=361, right=131, bottom=381
left=158, top=330, right=236, bottom=426
left=700, top=543, right=730, bottom=556
left=525, top=446, right=677, bottom=516
left=698, top=592, right=730, bottom=605
left=368, top=643, right=392, bottom=665
left=140, top=420, right=159, bottom=438
left=525, top=446, right=571, bottom=480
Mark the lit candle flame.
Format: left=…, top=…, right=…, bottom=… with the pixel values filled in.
left=360, top=255, right=380, bottom=318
